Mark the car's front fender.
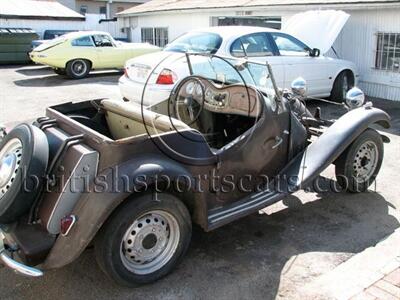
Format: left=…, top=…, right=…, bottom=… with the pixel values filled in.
left=281, top=105, right=390, bottom=189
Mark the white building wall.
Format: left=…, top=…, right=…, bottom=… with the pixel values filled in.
left=0, top=19, right=85, bottom=39
left=130, top=12, right=211, bottom=43
left=0, top=14, right=126, bottom=39
left=128, top=9, right=289, bottom=43
left=122, top=6, right=400, bottom=100
left=332, top=8, right=400, bottom=101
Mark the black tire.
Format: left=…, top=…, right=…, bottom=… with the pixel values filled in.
left=53, top=68, right=66, bottom=75
left=66, top=59, right=91, bottom=79
left=95, top=193, right=192, bottom=287
left=335, top=129, right=383, bottom=193
left=330, top=71, right=353, bottom=103
left=0, top=124, right=49, bottom=223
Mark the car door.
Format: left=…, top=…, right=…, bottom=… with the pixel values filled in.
left=269, top=32, right=331, bottom=97
left=92, top=34, right=125, bottom=68
left=215, top=90, right=290, bottom=203
left=229, top=32, right=286, bottom=90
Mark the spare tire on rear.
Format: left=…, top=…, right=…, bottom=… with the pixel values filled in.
left=0, top=124, right=49, bottom=223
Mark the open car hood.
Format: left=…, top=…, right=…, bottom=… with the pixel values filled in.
left=283, top=10, right=350, bottom=54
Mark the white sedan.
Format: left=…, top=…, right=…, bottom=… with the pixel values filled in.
left=119, top=10, right=358, bottom=107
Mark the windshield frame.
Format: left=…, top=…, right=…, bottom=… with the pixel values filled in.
left=184, top=52, right=282, bottom=103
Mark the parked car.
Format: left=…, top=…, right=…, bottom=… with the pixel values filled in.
left=31, top=30, right=75, bottom=49
left=29, top=31, right=160, bottom=79
left=0, top=53, right=389, bottom=286
left=120, top=10, right=357, bottom=106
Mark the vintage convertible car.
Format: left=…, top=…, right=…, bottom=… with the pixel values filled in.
left=29, top=31, right=160, bottom=79
left=0, top=54, right=390, bottom=286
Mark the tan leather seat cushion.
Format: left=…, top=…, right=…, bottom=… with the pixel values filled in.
left=101, top=99, right=190, bottom=139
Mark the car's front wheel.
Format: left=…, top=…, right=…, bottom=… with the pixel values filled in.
left=95, top=193, right=192, bottom=286
left=330, top=71, right=353, bottom=103
left=335, top=129, right=383, bottom=193
left=66, top=59, right=91, bottom=79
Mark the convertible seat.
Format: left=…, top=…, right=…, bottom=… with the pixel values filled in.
left=101, top=99, right=190, bottom=139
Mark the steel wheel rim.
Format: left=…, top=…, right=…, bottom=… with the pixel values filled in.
left=120, top=210, right=180, bottom=275
left=0, top=138, right=22, bottom=200
left=352, top=140, right=379, bottom=182
left=72, top=60, right=87, bottom=76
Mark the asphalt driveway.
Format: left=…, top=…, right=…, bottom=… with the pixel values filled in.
left=0, top=65, right=399, bottom=300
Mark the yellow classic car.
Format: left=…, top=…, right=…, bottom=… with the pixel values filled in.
left=30, top=31, right=160, bottom=79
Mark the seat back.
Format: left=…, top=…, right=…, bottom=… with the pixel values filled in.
left=101, top=100, right=190, bottom=139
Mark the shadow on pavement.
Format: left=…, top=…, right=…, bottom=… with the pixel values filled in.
left=16, top=66, right=54, bottom=76
left=3, top=182, right=397, bottom=300
left=13, top=70, right=122, bottom=88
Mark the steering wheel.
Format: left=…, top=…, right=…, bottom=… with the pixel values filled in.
left=169, top=76, right=206, bottom=127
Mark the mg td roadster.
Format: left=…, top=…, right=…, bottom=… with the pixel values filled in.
left=0, top=54, right=390, bottom=286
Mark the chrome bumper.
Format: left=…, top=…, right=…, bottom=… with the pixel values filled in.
left=0, top=231, right=43, bottom=277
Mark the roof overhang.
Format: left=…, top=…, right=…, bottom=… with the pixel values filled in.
left=0, top=14, right=85, bottom=21
left=117, top=0, right=400, bottom=17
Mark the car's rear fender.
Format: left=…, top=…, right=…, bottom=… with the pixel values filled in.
left=42, top=155, right=195, bottom=270
left=280, top=105, right=390, bottom=190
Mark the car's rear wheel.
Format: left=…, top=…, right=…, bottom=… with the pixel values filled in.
left=66, top=59, right=91, bottom=79
left=335, top=129, right=383, bottom=193
left=0, top=124, right=48, bottom=223
left=330, top=71, right=353, bottom=103
left=53, top=68, right=66, bottom=75
left=95, top=193, right=192, bottom=286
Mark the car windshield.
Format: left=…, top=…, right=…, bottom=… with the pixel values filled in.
left=164, top=32, right=222, bottom=54
left=186, top=54, right=278, bottom=103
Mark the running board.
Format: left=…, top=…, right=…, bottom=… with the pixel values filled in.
left=207, top=189, right=287, bottom=230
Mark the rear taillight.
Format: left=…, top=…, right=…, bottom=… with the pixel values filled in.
left=60, top=215, right=77, bottom=236
left=156, top=69, right=177, bottom=85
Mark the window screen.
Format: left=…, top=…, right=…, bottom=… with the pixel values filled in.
left=375, top=32, right=400, bottom=72
left=141, top=27, right=168, bottom=47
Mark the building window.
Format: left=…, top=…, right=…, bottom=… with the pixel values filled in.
left=80, top=5, right=88, bottom=15
left=375, top=32, right=400, bottom=72
left=141, top=27, right=168, bottom=47
left=99, top=6, right=107, bottom=15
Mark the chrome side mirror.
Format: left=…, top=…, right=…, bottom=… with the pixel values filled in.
left=346, top=87, right=365, bottom=109
left=291, top=77, right=307, bottom=97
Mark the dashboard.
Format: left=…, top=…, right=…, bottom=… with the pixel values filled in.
left=180, top=78, right=262, bottom=118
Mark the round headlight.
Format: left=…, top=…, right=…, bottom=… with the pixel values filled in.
left=346, top=87, right=365, bottom=109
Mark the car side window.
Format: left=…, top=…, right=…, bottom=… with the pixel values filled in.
left=71, top=36, right=94, bottom=47
left=270, top=33, right=310, bottom=56
left=231, top=33, right=274, bottom=58
left=92, top=34, right=114, bottom=47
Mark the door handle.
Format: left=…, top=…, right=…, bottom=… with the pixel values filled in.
left=272, top=136, right=283, bottom=149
